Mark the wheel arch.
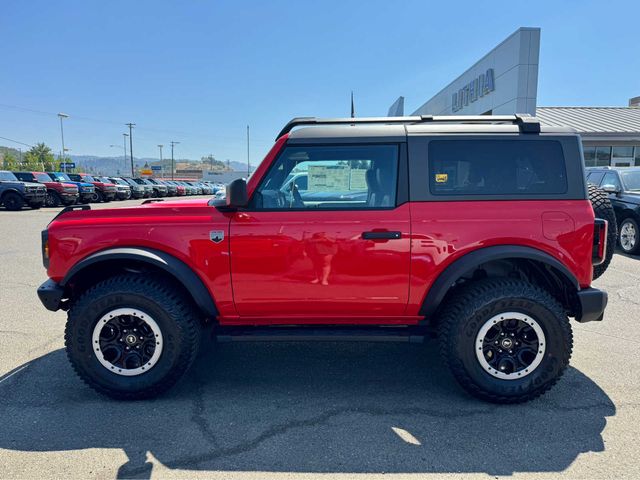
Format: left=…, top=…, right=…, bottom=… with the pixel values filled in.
left=0, top=188, right=23, bottom=199
left=61, top=247, right=218, bottom=320
left=420, top=245, right=580, bottom=320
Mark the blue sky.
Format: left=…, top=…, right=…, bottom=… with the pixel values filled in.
left=1, top=0, right=639, bottom=164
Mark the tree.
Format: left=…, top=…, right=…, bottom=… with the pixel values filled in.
left=2, top=152, right=19, bottom=170
left=24, top=142, right=56, bottom=171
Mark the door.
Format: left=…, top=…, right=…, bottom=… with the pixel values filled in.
left=229, top=143, right=411, bottom=322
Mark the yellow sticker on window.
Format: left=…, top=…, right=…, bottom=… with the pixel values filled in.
left=435, top=173, right=448, bottom=183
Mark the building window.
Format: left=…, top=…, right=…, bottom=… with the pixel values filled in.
left=583, top=146, right=597, bottom=167
left=635, top=147, right=640, bottom=166
left=612, top=146, right=634, bottom=167
left=595, top=146, right=612, bottom=167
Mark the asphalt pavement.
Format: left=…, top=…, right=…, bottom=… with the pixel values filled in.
left=0, top=198, right=638, bottom=479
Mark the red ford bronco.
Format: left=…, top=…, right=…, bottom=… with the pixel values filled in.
left=37, top=115, right=610, bottom=403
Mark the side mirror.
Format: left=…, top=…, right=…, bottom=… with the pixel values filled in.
left=601, top=184, right=620, bottom=194
left=226, top=178, right=248, bottom=208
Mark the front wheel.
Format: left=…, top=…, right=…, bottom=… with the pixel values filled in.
left=437, top=278, right=572, bottom=403
left=2, top=192, right=24, bottom=211
left=619, top=217, right=640, bottom=255
left=65, top=274, right=202, bottom=399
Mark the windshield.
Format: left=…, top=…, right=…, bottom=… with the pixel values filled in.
left=49, top=172, right=71, bottom=182
left=35, top=173, right=51, bottom=182
left=82, top=175, right=96, bottom=182
left=0, top=171, right=18, bottom=181
left=133, top=178, right=145, bottom=185
left=621, top=171, right=640, bottom=191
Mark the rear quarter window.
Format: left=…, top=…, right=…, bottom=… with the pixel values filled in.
left=428, top=139, right=568, bottom=196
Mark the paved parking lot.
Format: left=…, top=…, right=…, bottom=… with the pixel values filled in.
left=0, top=199, right=639, bottom=479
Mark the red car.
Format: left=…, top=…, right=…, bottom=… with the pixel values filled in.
left=68, top=173, right=117, bottom=202
left=14, top=171, right=79, bottom=207
left=37, top=115, right=610, bottom=403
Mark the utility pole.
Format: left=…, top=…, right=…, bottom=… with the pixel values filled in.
left=158, top=144, right=164, bottom=178
left=58, top=113, right=69, bottom=172
left=123, top=133, right=129, bottom=175
left=170, top=141, right=179, bottom=180
left=126, top=123, right=135, bottom=176
left=247, top=125, right=250, bottom=177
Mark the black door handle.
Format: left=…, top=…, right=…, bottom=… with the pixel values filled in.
left=362, top=231, right=402, bottom=240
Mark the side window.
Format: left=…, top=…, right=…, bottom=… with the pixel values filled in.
left=14, top=172, right=30, bottom=182
left=252, top=145, right=399, bottom=210
left=601, top=172, right=622, bottom=191
left=428, top=140, right=568, bottom=196
left=586, top=171, right=605, bottom=185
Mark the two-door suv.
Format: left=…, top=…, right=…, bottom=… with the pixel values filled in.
left=37, top=115, right=609, bottom=403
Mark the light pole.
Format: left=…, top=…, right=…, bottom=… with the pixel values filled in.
left=126, top=123, right=135, bottom=176
left=58, top=113, right=69, bottom=172
left=247, top=125, right=250, bottom=177
left=158, top=144, right=164, bottom=178
left=123, top=133, right=129, bottom=175
left=170, top=141, right=179, bottom=180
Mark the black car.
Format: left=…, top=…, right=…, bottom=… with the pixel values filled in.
left=586, top=166, right=640, bottom=254
left=0, top=170, right=47, bottom=210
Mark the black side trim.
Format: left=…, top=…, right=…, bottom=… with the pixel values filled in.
left=37, top=279, right=65, bottom=311
left=576, top=287, right=607, bottom=323
left=62, top=247, right=218, bottom=319
left=419, top=245, right=580, bottom=318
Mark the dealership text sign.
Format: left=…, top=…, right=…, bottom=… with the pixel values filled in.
left=451, top=68, right=495, bottom=112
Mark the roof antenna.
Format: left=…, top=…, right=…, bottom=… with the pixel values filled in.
left=350, top=91, right=355, bottom=118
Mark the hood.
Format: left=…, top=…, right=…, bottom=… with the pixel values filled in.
left=50, top=197, right=213, bottom=226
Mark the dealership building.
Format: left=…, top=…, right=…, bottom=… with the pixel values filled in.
left=388, top=27, right=640, bottom=168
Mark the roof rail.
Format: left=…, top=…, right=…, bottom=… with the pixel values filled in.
left=276, top=114, right=540, bottom=139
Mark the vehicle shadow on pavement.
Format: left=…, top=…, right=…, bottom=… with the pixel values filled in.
left=0, top=340, right=615, bottom=478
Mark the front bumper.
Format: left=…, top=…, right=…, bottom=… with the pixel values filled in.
left=116, top=190, right=131, bottom=200
left=37, top=279, right=65, bottom=311
left=576, top=287, right=608, bottom=323
left=25, top=190, right=47, bottom=203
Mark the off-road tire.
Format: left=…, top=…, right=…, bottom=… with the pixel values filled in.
left=2, top=192, right=24, bottom=211
left=46, top=191, right=62, bottom=208
left=437, top=278, right=572, bottom=404
left=588, top=184, right=617, bottom=279
left=96, top=190, right=105, bottom=203
left=65, top=274, right=202, bottom=400
left=619, top=217, right=640, bottom=255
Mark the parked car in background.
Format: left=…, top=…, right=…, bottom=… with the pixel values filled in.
left=14, top=171, right=79, bottom=207
left=0, top=170, right=46, bottom=210
left=157, top=180, right=177, bottom=196
left=587, top=166, right=640, bottom=254
left=144, top=178, right=169, bottom=197
left=68, top=173, right=117, bottom=202
left=130, top=178, right=153, bottom=198
left=47, top=172, right=95, bottom=204
left=98, top=177, right=131, bottom=200
left=163, top=180, right=186, bottom=196
left=120, top=177, right=146, bottom=199
left=186, top=182, right=203, bottom=195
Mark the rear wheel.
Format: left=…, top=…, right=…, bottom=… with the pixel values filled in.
left=2, top=192, right=24, bottom=211
left=437, top=278, right=572, bottom=403
left=619, top=217, right=640, bottom=255
left=588, top=184, right=617, bottom=279
left=65, top=274, right=202, bottom=399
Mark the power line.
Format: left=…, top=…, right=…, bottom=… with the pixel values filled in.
left=0, top=135, right=32, bottom=148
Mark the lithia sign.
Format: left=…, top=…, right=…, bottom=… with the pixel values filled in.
left=451, top=68, right=495, bottom=112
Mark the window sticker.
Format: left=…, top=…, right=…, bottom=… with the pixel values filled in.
left=435, top=173, right=448, bottom=183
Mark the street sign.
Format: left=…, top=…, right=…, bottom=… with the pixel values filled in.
left=140, top=169, right=153, bottom=175
left=60, top=162, right=75, bottom=169
left=151, top=165, right=162, bottom=171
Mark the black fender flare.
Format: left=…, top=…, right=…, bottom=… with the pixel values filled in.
left=419, top=245, right=579, bottom=318
left=1, top=188, right=23, bottom=199
left=62, top=247, right=218, bottom=318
